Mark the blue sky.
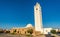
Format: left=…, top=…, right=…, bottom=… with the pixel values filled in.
left=0, top=0, right=60, bottom=29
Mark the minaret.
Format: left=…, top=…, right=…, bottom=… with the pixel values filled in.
left=34, top=2, right=43, bottom=34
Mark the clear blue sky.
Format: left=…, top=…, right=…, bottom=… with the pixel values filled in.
left=0, top=0, right=60, bottom=29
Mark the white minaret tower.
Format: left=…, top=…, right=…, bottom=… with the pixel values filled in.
left=34, top=2, right=43, bottom=34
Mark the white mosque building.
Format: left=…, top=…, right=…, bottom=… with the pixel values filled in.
left=10, top=2, right=58, bottom=34
left=29, top=2, right=58, bottom=34
left=33, top=2, right=52, bottom=34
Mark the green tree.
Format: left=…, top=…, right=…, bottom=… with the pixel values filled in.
left=12, top=29, right=16, bottom=34
left=27, top=29, right=33, bottom=34
left=5, top=31, right=10, bottom=33
left=51, top=30, right=56, bottom=34
left=14, top=29, right=16, bottom=32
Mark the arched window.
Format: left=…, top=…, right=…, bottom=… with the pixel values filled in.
left=36, top=8, right=38, bottom=10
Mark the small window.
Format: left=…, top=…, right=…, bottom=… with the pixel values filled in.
left=18, top=31, right=19, bottom=33
left=36, top=8, right=38, bottom=10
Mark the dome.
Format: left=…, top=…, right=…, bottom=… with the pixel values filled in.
left=26, top=24, right=33, bottom=28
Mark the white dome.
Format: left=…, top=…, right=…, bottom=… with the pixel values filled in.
left=26, top=24, right=33, bottom=28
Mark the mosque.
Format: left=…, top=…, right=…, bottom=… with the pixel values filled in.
left=10, top=2, right=58, bottom=35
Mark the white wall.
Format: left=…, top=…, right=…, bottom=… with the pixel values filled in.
left=43, top=28, right=52, bottom=34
